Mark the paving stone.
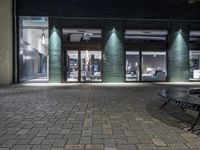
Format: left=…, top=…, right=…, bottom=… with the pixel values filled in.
left=103, top=128, right=112, bottom=135
left=1, top=135, right=18, bottom=140
left=30, top=137, right=44, bottom=144
left=17, top=134, right=35, bottom=140
left=138, top=138, right=153, bottom=144
left=92, top=138, right=104, bottom=144
left=0, top=138, right=7, bottom=146
left=85, top=144, right=103, bottom=150
left=16, top=129, right=29, bottom=135
left=0, top=148, right=9, bottom=150
left=103, top=139, right=116, bottom=146
left=16, top=139, right=30, bottom=144
left=151, top=138, right=166, bottom=146
left=60, top=129, right=70, bottom=135
left=70, top=130, right=81, bottom=135
left=67, top=139, right=80, bottom=144
left=64, top=144, right=84, bottom=150
left=124, top=131, right=136, bottom=137
left=80, top=137, right=91, bottom=144
left=36, top=130, right=49, bottom=137
left=42, top=139, right=55, bottom=145
left=65, top=134, right=81, bottom=139
left=53, top=139, right=67, bottom=147
left=155, top=147, right=171, bottom=150
left=168, top=143, right=190, bottom=150
left=137, top=144, right=157, bottom=150
left=1, top=140, right=17, bottom=147
left=11, top=145, right=32, bottom=150
left=180, top=133, right=198, bottom=138
left=126, top=137, right=140, bottom=144
left=31, top=145, right=51, bottom=150
left=117, top=144, right=137, bottom=150
left=51, top=148, right=64, bottom=150
left=161, top=138, right=177, bottom=144
left=82, top=130, right=92, bottom=136
left=104, top=148, right=117, bottom=150
left=115, top=139, right=128, bottom=144
left=48, top=128, right=62, bottom=134
left=46, top=134, right=63, bottom=139
left=186, top=142, right=200, bottom=149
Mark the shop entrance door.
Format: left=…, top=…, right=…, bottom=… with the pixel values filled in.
left=80, top=50, right=102, bottom=82
left=64, top=50, right=102, bottom=83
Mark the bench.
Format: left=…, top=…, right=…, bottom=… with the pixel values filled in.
left=157, top=88, right=200, bottom=131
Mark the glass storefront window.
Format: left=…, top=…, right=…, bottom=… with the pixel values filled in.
left=19, top=16, right=49, bottom=82
left=125, top=51, right=139, bottom=81
left=81, top=51, right=102, bottom=82
left=65, top=51, right=78, bottom=82
left=189, top=50, right=200, bottom=81
left=142, top=51, right=167, bottom=81
left=125, top=29, right=168, bottom=82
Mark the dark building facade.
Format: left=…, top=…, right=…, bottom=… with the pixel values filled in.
left=9, top=0, right=200, bottom=83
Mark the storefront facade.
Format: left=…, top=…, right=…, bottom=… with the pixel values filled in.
left=1, top=0, right=200, bottom=85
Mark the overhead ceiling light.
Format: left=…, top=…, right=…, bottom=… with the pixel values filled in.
left=41, top=29, right=45, bottom=46
left=78, top=29, right=87, bottom=33
left=143, top=30, right=151, bottom=34
left=83, top=32, right=93, bottom=40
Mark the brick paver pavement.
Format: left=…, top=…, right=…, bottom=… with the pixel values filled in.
left=0, top=83, right=200, bottom=150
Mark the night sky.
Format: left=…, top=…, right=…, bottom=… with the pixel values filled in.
left=17, top=0, right=200, bottom=20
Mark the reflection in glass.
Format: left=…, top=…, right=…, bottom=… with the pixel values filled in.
left=126, top=51, right=139, bottom=81
left=189, top=50, right=200, bottom=81
left=81, top=51, right=102, bottom=82
left=19, top=16, right=48, bottom=82
left=66, top=51, right=78, bottom=82
left=142, top=51, right=166, bottom=81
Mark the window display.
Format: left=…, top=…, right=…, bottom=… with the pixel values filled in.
left=65, top=51, right=78, bottom=82
left=189, top=50, right=200, bottom=80
left=126, top=51, right=139, bottom=81
left=19, top=16, right=48, bottom=82
left=81, top=51, right=102, bottom=82
left=142, top=51, right=167, bottom=81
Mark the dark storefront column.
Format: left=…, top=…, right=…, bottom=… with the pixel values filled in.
left=102, top=20, right=125, bottom=82
left=168, top=21, right=189, bottom=82
left=49, top=18, right=62, bottom=83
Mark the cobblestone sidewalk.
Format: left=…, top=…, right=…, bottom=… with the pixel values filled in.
left=0, top=83, right=200, bottom=150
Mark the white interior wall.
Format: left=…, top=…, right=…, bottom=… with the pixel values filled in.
left=23, top=29, right=47, bottom=55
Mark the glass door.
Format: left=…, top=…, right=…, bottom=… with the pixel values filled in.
left=125, top=51, right=140, bottom=81
left=64, top=50, right=102, bottom=82
left=81, top=50, right=102, bottom=82
left=64, top=50, right=79, bottom=82
left=189, top=50, right=200, bottom=81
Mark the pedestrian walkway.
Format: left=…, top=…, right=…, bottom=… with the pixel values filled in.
left=0, top=83, right=200, bottom=150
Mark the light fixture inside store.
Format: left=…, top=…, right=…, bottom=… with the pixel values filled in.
left=86, top=50, right=90, bottom=65
left=41, top=29, right=45, bottom=46
left=83, top=32, right=93, bottom=40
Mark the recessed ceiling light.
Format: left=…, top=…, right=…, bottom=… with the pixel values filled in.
left=143, top=30, right=151, bottom=34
